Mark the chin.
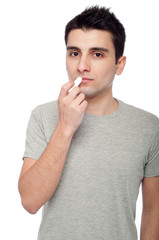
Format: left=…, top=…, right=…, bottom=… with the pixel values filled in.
left=80, top=86, right=99, bottom=98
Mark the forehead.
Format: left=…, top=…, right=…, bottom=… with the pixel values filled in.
left=67, top=29, right=114, bottom=50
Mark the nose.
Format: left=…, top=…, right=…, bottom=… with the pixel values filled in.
left=77, top=56, right=90, bottom=73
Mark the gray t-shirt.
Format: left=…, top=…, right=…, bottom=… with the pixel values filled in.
left=23, top=99, right=159, bottom=240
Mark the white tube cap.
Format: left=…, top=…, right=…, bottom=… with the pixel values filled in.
left=69, top=77, right=82, bottom=92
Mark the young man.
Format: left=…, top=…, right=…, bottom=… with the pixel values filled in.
left=18, top=6, right=159, bottom=240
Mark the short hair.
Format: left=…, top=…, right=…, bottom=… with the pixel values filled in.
left=65, top=6, right=126, bottom=63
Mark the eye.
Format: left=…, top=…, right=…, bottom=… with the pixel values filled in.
left=93, top=52, right=103, bottom=58
left=70, top=52, right=79, bottom=57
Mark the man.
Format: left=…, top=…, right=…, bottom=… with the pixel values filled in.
left=18, top=6, right=159, bottom=240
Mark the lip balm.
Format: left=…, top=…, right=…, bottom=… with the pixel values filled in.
left=69, top=77, right=82, bottom=92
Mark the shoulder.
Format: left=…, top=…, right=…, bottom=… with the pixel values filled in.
left=30, top=100, right=59, bottom=123
left=32, top=100, right=58, bottom=114
left=119, top=99, right=159, bottom=134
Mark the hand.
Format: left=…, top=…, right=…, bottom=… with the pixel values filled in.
left=57, top=81, right=88, bottom=135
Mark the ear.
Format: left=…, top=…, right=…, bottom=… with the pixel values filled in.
left=116, top=56, right=126, bottom=75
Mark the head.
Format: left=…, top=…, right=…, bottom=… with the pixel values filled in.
left=65, top=6, right=126, bottom=100
left=65, top=6, right=126, bottom=64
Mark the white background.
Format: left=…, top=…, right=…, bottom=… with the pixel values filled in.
left=0, top=0, right=159, bottom=239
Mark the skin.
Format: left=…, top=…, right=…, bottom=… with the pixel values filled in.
left=66, top=29, right=126, bottom=116
left=18, top=28, right=159, bottom=240
left=140, top=176, right=159, bottom=240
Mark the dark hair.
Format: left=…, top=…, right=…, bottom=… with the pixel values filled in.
left=65, top=6, right=126, bottom=63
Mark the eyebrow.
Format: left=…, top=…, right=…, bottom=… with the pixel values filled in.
left=67, top=46, right=81, bottom=52
left=90, top=47, right=109, bottom=53
left=67, top=46, right=109, bottom=53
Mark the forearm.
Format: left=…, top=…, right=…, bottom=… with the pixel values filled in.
left=18, top=123, right=74, bottom=214
left=140, top=209, right=159, bottom=240
left=19, top=81, right=87, bottom=214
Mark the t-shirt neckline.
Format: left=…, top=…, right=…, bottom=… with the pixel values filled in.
left=84, top=98, right=123, bottom=120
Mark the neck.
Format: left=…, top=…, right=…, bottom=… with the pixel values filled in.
left=84, top=88, right=118, bottom=116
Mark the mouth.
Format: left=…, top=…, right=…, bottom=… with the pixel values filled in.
left=81, top=77, right=93, bottom=83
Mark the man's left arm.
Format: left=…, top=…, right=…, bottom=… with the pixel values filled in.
left=140, top=176, right=159, bottom=240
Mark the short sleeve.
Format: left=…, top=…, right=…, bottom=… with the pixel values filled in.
left=23, top=107, right=48, bottom=160
left=144, top=129, right=159, bottom=177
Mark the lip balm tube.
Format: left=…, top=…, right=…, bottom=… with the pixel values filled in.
left=69, top=77, right=82, bottom=92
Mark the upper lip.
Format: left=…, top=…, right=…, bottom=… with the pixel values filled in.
left=82, top=77, right=93, bottom=80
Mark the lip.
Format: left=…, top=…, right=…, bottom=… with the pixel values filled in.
left=81, top=77, right=93, bottom=83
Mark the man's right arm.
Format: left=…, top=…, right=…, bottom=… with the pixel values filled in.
left=18, top=81, right=87, bottom=214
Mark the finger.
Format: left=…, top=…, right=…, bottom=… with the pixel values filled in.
left=58, top=81, right=75, bottom=99
left=80, top=100, right=88, bottom=110
left=73, top=92, right=86, bottom=105
left=68, top=87, right=81, bottom=100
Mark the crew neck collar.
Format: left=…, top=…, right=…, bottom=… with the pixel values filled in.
left=84, top=98, right=123, bottom=120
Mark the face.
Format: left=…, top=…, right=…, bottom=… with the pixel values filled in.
left=66, top=29, right=126, bottom=98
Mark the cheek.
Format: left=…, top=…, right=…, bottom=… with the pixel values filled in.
left=66, top=59, right=77, bottom=73
left=66, top=62, right=73, bottom=75
left=66, top=62, right=77, bottom=81
left=66, top=60, right=70, bottom=71
left=97, top=64, right=117, bottom=86
left=102, top=63, right=117, bottom=78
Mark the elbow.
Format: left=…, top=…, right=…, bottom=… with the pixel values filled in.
left=21, top=196, right=40, bottom=215
left=18, top=183, right=40, bottom=214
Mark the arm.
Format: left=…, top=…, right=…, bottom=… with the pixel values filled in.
left=18, top=81, right=87, bottom=214
left=140, top=176, right=159, bottom=240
